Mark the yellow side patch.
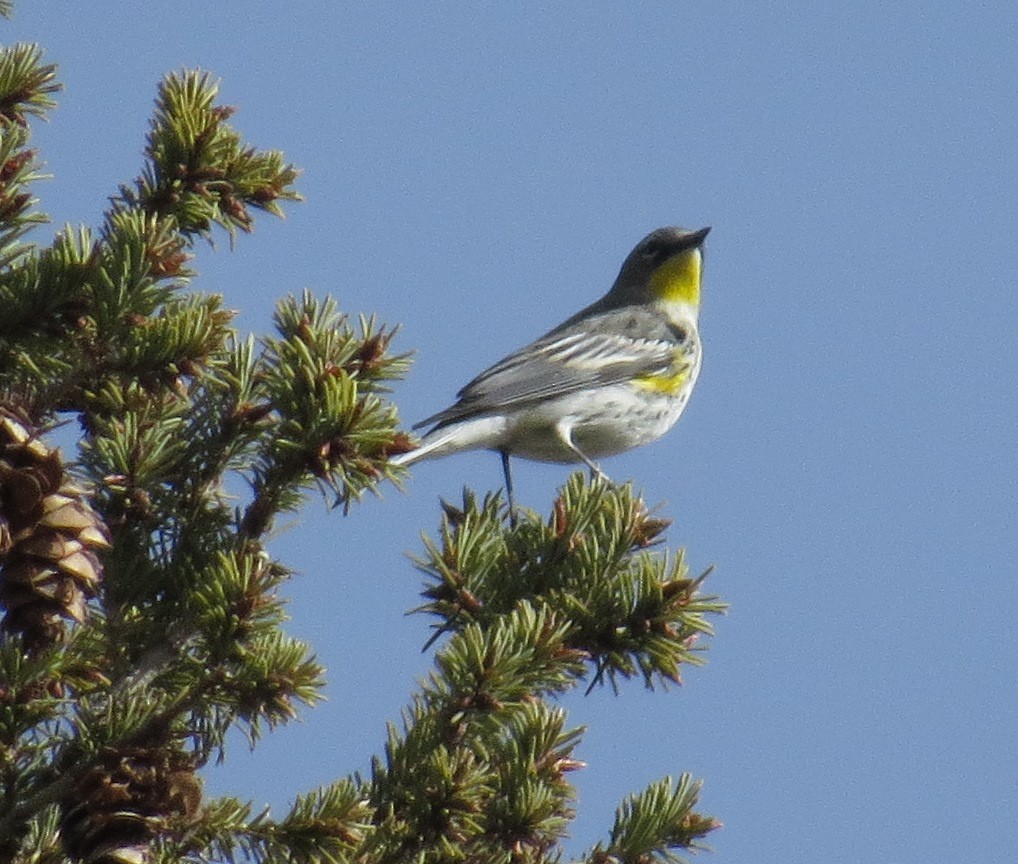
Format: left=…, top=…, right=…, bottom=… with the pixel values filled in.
left=633, top=365, right=689, bottom=395
left=648, top=249, right=701, bottom=306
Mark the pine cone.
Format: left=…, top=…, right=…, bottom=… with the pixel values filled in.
left=0, top=404, right=110, bottom=650
left=60, top=743, right=203, bottom=864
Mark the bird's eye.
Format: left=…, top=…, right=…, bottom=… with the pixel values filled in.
left=641, top=240, right=665, bottom=260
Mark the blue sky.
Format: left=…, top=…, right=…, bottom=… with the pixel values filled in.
left=9, top=3, right=1017, bottom=862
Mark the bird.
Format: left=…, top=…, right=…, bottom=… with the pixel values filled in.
left=391, top=225, right=710, bottom=517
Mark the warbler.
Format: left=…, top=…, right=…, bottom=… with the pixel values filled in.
left=392, top=225, right=709, bottom=512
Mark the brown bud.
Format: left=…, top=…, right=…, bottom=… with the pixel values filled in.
left=382, top=431, right=417, bottom=459
left=551, top=497, right=568, bottom=538
left=354, top=330, right=394, bottom=373
left=249, top=185, right=279, bottom=204
left=231, top=401, right=274, bottom=426
left=0, top=149, right=35, bottom=183
left=440, top=498, right=466, bottom=526
left=660, top=578, right=694, bottom=601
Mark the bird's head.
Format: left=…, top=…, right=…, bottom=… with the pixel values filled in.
left=610, top=225, right=711, bottom=317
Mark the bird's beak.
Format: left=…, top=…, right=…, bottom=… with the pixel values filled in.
left=685, top=226, right=711, bottom=248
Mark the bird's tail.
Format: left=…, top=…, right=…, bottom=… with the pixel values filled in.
left=389, top=416, right=507, bottom=468
left=388, top=432, right=451, bottom=467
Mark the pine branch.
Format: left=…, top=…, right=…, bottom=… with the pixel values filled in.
left=364, top=603, right=587, bottom=863
left=240, top=291, right=410, bottom=538
left=0, top=120, right=49, bottom=268
left=0, top=677, right=206, bottom=843
left=0, top=63, right=404, bottom=862
left=157, top=784, right=373, bottom=864
left=415, top=474, right=726, bottom=691
left=0, top=44, right=59, bottom=126
left=586, top=776, right=720, bottom=864
left=113, top=70, right=300, bottom=239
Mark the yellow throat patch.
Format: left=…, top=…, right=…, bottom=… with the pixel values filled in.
left=648, top=249, right=701, bottom=307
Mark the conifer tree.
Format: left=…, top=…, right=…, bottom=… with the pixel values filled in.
left=0, top=25, right=725, bottom=864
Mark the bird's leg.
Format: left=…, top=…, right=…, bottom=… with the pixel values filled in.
left=580, top=452, right=608, bottom=483
left=500, top=450, right=518, bottom=527
left=556, top=423, right=607, bottom=482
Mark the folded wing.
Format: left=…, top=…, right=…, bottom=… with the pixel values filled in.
left=415, top=326, right=679, bottom=431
